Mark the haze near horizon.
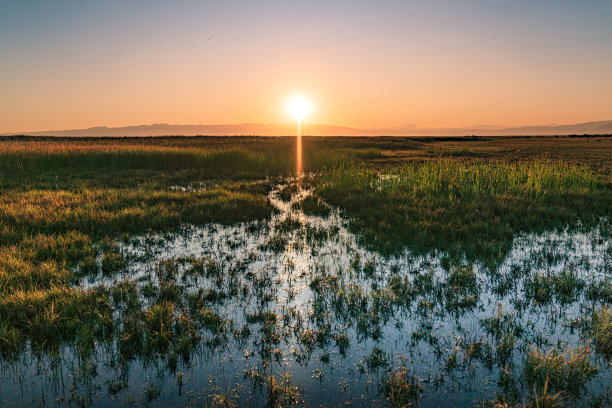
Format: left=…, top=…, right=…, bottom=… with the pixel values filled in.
left=1, top=1, right=611, bottom=133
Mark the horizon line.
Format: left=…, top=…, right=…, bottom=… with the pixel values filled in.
left=4, top=118, right=612, bottom=135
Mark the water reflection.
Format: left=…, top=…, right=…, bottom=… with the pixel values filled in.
left=0, top=183, right=610, bottom=407
left=296, top=118, right=303, bottom=182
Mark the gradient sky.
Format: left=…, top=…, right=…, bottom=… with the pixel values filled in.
left=1, top=0, right=611, bottom=132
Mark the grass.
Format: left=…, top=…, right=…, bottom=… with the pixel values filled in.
left=0, top=139, right=295, bottom=357
left=525, top=272, right=555, bottom=304
left=444, top=264, right=479, bottom=310
left=0, top=139, right=291, bottom=190
left=380, top=361, right=422, bottom=407
left=315, top=159, right=611, bottom=260
left=586, top=281, right=612, bottom=303
left=589, top=306, right=612, bottom=360
left=292, top=195, right=330, bottom=217
left=482, top=306, right=523, bottom=365
left=265, top=372, right=301, bottom=407
left=0, top=185, right=272, bottom=354
left=0, top=286, right=112, bottom=354
left=525, top=269, right=586, bottom=305
left=0, top=136, right=383, bottom=190
left=525, top=345, right=598, bottom=396
left=485, top=378, right=566, bottom=408
left=0, top=135, right=610, bottom=405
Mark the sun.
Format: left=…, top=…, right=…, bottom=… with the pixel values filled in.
left=288, top=97, right=311, bottom=120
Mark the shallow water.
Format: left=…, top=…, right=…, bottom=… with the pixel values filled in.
left=0, top=184, right=610, bottom=407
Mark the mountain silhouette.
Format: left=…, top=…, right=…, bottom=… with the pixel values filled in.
left=4, top=120, right=612, bottom=137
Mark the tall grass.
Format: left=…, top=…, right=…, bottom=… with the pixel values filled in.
left=0, top=148, right=292, bottom=179
left=317, top=159, right=611, bottom=259
left=0, top=144, right=384, bottom=190
left=304, top=147, right=384, bottom=171
left=334, top=160, right=598, bottom=201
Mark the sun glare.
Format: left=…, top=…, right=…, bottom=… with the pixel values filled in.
left=288, top=97, right=311, bottom=120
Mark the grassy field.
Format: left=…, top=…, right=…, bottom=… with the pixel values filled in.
left=0, top=135, right=610, bottom=407
left=317, top=159, right=609, bottom=261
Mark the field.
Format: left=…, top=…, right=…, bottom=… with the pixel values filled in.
left=0, top=135, right=611, bottom=407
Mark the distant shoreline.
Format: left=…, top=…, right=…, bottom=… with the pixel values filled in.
left=1, top=134, right=611, bottom=141
left=3, top=120, right=612, bottom=138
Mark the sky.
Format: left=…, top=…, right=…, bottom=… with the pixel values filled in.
left=1, top=0, right=611, bottom=133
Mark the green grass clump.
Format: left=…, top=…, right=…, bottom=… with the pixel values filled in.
left=525, top=272, right=555, bottom=304
left=317, top=159, right=610, bottom=260
left=119, top=301, right=200, bottom=361
left=143, top=301, right=176, bottom=352
left=527, top=379, right=566, bottom=408
left=265, top=372, right=301, bottom=407
left=525, top=345, right=597, bottom=396
left=0, top=287, right=112, bottom=352
left=444, top=265, right=479, bottom=310
left=482, top=306, right=523, bottom=364
left=366, top=347, right=388, bottom=370
left=246, top=311, right=278, bottom=325
left=586, top=281, right=612, bottom=303
left=524, top=269, right=585, bottom=305
left=590, top=306, right=612, bottom=360
left=373, top=160, right=598, bottom=199
left=101, top=241, right=126, bottom=275
left=552, top=269, right=584, bottom=303
left=486, top=378, right=566, bottom=408
left=380, top=363, right=422, bottom=407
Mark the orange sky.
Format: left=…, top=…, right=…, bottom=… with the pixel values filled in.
left=1, top=1, right=611, bottom=133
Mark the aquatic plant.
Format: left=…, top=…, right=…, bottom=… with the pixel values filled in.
left=525, top=345, right=597, bottom=396
left=590, top=305, right=612, bottom=360
left=380, top=361, right=422, bottom=407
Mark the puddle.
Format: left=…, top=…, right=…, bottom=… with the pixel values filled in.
left=0, top=184, right=610, bottom=407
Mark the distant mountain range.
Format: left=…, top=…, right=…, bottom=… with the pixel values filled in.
left=4, top=120, right=612, bottom=137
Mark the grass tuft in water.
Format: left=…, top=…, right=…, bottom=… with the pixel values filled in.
left=524, top=345, right=597, bottom=396
left=380, top=361, right=422, bottom=407
left=265, top=371, right=301, bottom=407
left=589, top=306, right=612, bottom=360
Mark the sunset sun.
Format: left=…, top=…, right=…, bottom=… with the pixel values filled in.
left=288, top=97, right=311, bottom=120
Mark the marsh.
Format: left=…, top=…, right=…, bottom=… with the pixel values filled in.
left=0, top=136, right=610, bottom=406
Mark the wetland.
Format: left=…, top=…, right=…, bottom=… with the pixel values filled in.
left=0, top=135, right=611, bottom=407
